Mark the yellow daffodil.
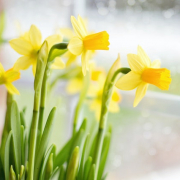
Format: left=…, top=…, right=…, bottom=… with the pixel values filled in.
left=68, top=15, right=110, bottom=75
left=0, top=63, right=20, bottom=94
left=10, top=25, right=65, bottom=76
left=59, top=27, right=95, bottom=67
left=66, top=63, right=102, bottom=94
left=116, top=46, right=171, bottom=107
left=89, top=68, right=121, bottom=120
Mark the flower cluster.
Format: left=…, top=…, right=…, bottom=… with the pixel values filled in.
left=0, top=15, right=171, bottom=107
left=0, top=14, right=172, bottom=180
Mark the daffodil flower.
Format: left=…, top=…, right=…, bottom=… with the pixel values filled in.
left=68, top=15, right=110, bottom=75
left=116, top=46, right=171, bottom=107
left=9, top=25, right=65, bottom=76
left=59, top=27, right=95, bottom=67
left=0, top=63, right=20, bottom=94
left=66, top=63, right=102, bottom=94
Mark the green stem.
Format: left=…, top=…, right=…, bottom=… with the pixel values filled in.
left=93, top=68, right=130, bottom=180
left=28, top=90, right=41, bottom=180
left=37, top=43, right=68, bottom=147
left=36, top=65, right=49, bottom=149
left=72, top=72, right=90, bottom=135
left=28, top=41, right=49, bottom=180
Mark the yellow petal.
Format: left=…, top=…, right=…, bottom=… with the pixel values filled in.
left=20, top=31, right=30, bottom=42
left=77, top=15, right=88, bottom=36
left=137, top=46, right=151, bottom=67
left=46, top=34, right=63, bottom=51
left=142, top=68, right=171, bottom=90
left=91, top=70, right=103, bottom=81
left=133, top=82, right=148, bottom=107
left=66, top=78, right=83, bottom=94
left=116, top=71, right=141, bottom=90
left=5, top=83, right=20, bottom=95
left=83, top=31, right=109, bottom=50
left=0, top=62, right=5, bottom=75
left=51, top=57, right=65, bottom=69
left=32, top=63, right=37, bottom=76
left=127, top=54, right=145, bottom=72
left=29, top=25, right=42, bottom=49
left=13, top=56, right=33, bottom=71
left=71, top=16, right=86, bottom=39
left=151, top=60, right=161, bottom=68
left=68, top=36, right=84, bottom=56
left=81, top=50, right=89, bottom=76
left=65, top=52, right=77, bottom=66
left=109, top=101, right=119, bottom=113
left=4, top=69, right=20, bottom=82
left=9, top=38, right=33, bottom=56
left=111, top=90, right=121, bottom=102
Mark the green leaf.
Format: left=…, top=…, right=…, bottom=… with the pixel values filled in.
left=0, top=155, right=4, bottom=179
left=45, top=153, right=53, bottom=179
left=25, top=161, right=28, bottom=179
left=0, top=93, right=13, bottom=167
left=70, top=118, right=87, bottom=159
left=19, top=165, right=25, bottom=180
left=4, top=131, right=12, bottom=180
left=77, top=134, right=89, bottom=180
left=69, top=129, right=85, bottom=163
left=79, top=118, right=87, bottom=131
left=39, top=144, right=55, bottom=180
left=97, top=132, right=111, bottom=180
left=85, top=119, right=98, bottom=159
left=54, top=118, right=86, bottom=169
left=66, top=146, right=80, bottom=180
left=54, top=135, right=75, bottom=169
left=48, top=43, right=68, bottom=62
left=21, top=126, right=25, bottom=166
left=20, top=108, right=26, bottom=128
left=87, top=164, right=95, bottom=180
left=24, top=131, right=28, bottom=167
left=34, top=107, right=56, bottom=179
left=83, top=157, right=92, bottom=180
left=49, top=166, right=59, bottom=180
left=89, top=134, right=97, bottom=158
left=10, top=101, right=21, bottom=175
left=0, top=11, right=5, bottom=40
left=9, top=165, right=16, bottom=180
left=58, top=166, right=65, bottom=180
